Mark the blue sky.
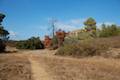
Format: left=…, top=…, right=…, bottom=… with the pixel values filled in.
left=0, top=0, right=120, bottom=40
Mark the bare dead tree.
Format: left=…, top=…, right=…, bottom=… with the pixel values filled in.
left=49, top=18, right=57, bottom=37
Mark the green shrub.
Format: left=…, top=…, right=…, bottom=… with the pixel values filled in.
left=16, top=37, right=44, bottom=50
left=56, top=38, right=109, bottom=57
left=50, top=36, right=58, bottom=49
left=99, top=24, right=120, bottom=37
left=77, top=32, right=94, bottom=40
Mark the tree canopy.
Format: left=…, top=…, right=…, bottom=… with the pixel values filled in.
left=84, top=17, right=96, bottom=26
left=99, top=24, right=120, bottom=37
left=16, top=37, right=44, bottom=49
left=0, top=13, right=6, bottom=24
left=0, top=13, right=9, bottom=41
left=84, top=17, right=97, bottom=31
left=0, top=13, right=6, bottom=52
left=0, top=28, right=9, bottom=41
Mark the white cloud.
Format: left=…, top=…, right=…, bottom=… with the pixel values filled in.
left=9, top=31, right=18, bottom=40
left=55, top=21, right=81, bottom=32
left=104, top=22, right=115, bottom=25
left=53, top=18, right=86, bottom=32
left=9, top=31, right=17, bottom=36
left=97, top=22, right=116, bottom=28
left=70, top=18, right=86, bottom=25
left=70, top=19, right=81, bottom=24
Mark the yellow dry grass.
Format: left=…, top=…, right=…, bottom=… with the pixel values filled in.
left=27, top=50, right=120, bottom=80
left=0, top=50, right=120, bottom=80
left=0, top=54, right=32, bottom=80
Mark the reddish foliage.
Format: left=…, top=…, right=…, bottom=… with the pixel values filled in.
left=44, top=36, right=52, bottom=48
left=44, top=29, right=67, bottom=49
left=56, top=30, right=66, bottom=47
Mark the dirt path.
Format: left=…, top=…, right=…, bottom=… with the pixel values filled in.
left=28, top=55, right=53, bottom=80
left=26, top=50, right=120, bottom=80
left=1, top=48, right=120, bottom=80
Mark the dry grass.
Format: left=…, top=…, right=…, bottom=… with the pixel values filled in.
left=32, top=54, right=120, bottom=80
left=0, top=54, right=32, bottom=80
left=94, top=36, right=120, bottom=48
left=0, top=50, right=120, bottom=80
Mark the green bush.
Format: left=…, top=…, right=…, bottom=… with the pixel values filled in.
left=77, top=32, right=94, bottom=40
left=99, top=24, right=120, bottom=37
left=50, top=36, right=59, bottom=50
left=56, top=38, right=109, bottom=57
left=0, top=39, right=6, bottom=53
left=16, top=37, right=44, bottom=50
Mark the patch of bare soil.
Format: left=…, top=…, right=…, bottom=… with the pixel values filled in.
left=0, top=54, right=32, bottom=80
left=102, top=48, right=120, bottom=58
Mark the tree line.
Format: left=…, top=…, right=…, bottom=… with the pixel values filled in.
left=0, top=13, right=9, bottom=52
left=0, top=13, right=120, bottom=51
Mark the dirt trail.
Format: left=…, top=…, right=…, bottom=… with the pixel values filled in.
left=26, top=49, right=120, bottom=80
left=28, top=54, right=53, bottom=80
left=1, top=49, right=120, bottom=80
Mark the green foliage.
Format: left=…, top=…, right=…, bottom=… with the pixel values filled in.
left=84, top=17, right=97, bottom=38
left=0, top=13, right=9, bottom=52
left=56, top=38, right=109, bottom=57
left=99, top=24, right=120, bottom=37
left=63, top=37, right=80, bottom=45
left=84, top=17, right=96, bottom=26
left=52, top=36, right=58, bottom=45
left=0, top=39, right=6, bottom=53
left=0, top=13, right=5, bottom=24
left=78, top=32, right=94, bottom=40
left=0, top=13, right=9, bottom=41
left=0, top=26, right=9, bottom=41
left=56, top=17, right=120, bottom=58
left=84, top=17, right=96, bottom=30
left=16, top=37, right=44, bottom=50
left=51, top=36, right=58, bottom=49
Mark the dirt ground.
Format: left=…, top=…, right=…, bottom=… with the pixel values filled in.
left=0, top=54, right=32, bottom=80
left=0, top=49, right=120, bottom=80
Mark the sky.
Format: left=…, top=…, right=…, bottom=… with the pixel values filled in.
left=0, top=0, right=120, bottom=40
